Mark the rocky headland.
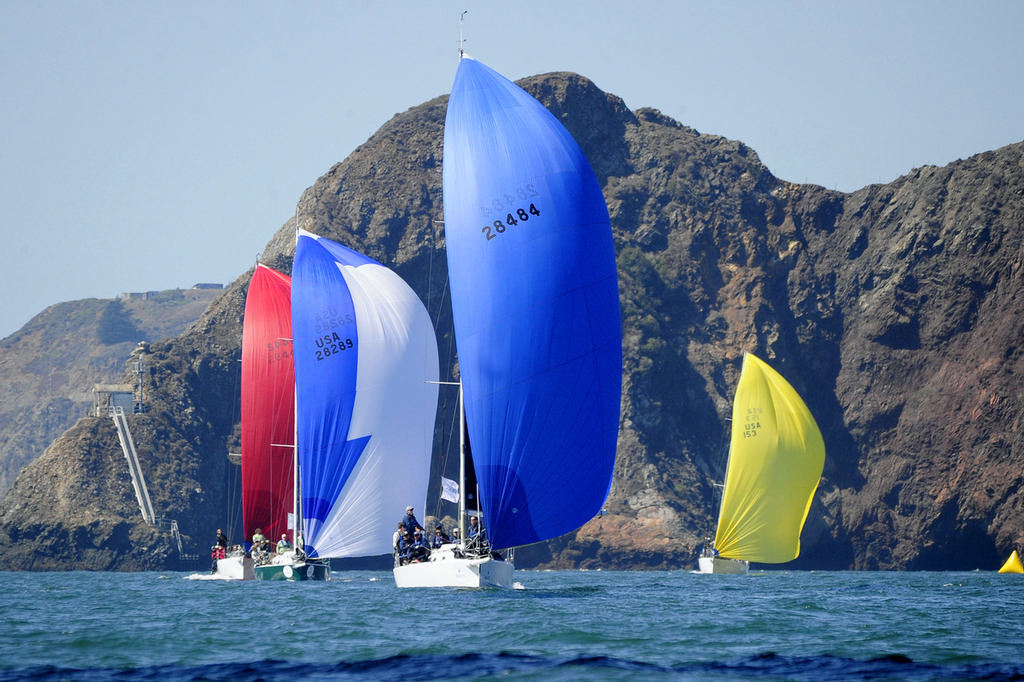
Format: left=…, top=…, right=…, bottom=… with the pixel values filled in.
left=1, top=72, right=1021, bottom=571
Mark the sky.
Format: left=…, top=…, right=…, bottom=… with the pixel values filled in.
left=1, top=1, right=1021, bottom=340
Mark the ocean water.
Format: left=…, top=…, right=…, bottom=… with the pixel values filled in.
left=2, top=569, right=1022, bottom=681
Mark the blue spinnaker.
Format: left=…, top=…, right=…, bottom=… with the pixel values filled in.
left=442, top=56, right=622, bottom=549
left=292, top=229, right=439, bottom=558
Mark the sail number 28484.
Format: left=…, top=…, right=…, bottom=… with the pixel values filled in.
left=482, top=203, right=541, bottom=240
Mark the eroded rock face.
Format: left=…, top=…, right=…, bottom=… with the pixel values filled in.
left=1, top=72, right=1021, bottom=571
left=0, top=289, right=223, bottom=496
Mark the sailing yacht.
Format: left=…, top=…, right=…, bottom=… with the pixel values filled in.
left=699, top=353, right=825, bottom=574
left=212, top=264, right=294, bottom=581
left=394, top=54, right=621, bottom=587
left=394, top=383, right=514, bottom=588
left=254, top=229, right=439, bottom=579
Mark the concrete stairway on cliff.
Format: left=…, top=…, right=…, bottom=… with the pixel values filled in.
left=110, top=406, right=155, bottom=525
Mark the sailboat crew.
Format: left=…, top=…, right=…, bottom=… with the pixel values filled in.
left=399, top=506, right=424, bottom=537
left=466, top=515, right=489, bottom=552
left=431, top=525, right=451, bottom=548
left=251, top=528, right=268, bottom=552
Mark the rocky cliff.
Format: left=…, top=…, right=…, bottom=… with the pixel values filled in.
left=1, top=71, right=1021, bottom=571
left=0, top=289, right=222, bottom=495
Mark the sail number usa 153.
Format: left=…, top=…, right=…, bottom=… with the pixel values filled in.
left=742, top=407, right=763, bottom=438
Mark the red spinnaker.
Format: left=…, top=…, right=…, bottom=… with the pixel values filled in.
left=241, top=264, right=295, bottom=547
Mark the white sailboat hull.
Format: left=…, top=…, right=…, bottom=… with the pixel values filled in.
left=212, top=551, right=254, bottom=580
left=393, top=544, right=514, bottom=588
left=698, top=555, right=750, bottom=574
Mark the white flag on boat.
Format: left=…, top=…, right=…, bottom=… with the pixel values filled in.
left=440, top=477, right=459, bottom=503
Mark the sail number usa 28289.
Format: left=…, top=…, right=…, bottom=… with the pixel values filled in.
left=312, top=307, right=355, bottom=362
left=313, top=332, right=354, bottom=361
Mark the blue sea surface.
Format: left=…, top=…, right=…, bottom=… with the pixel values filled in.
left=2, top=569, right=1022, bottom=681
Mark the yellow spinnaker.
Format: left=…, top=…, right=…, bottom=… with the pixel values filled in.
left=713, top=353, right=825, bottom=563
left=998, top=550, right=1023, bottom=574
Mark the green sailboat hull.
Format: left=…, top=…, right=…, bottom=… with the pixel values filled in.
left=253, top=559, right=330, bottom=581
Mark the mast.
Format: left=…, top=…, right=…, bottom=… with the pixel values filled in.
left=292, top=387, right=301, bottom=553
left=291, top=221, right=303, bottom=555
left=458, top=382, right=466, bottom=545
left=458, top=10, right=467, bottom=58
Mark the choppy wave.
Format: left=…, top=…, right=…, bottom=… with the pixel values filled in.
left=5, top=652, right=1024, bottom=682
left=3, top=570, right=1023, bottom=681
